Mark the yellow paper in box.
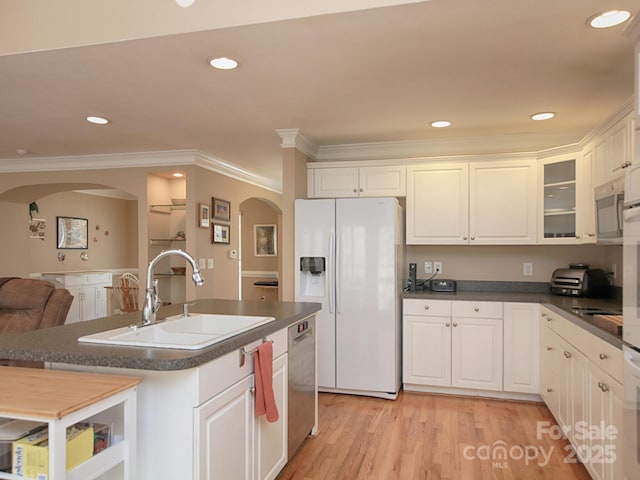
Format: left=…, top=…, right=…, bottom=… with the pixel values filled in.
left=12, top=425, right=94, bottom=477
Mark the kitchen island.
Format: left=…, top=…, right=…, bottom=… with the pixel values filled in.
left=0, top=299, right=321, bottom=480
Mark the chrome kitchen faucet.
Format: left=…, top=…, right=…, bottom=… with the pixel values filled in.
left=141, top=249, right=204, bottom=326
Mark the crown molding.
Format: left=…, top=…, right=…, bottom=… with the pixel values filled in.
left=0, top=149, right=281, bottom=194
left=579, top=97, right=634, bottom=146
left=623, top=11, right=640, bottom=39
left=275, top=128, right=317, bottom=159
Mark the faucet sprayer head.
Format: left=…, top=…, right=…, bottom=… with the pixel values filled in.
left=192, top=270, right=205, bottom=286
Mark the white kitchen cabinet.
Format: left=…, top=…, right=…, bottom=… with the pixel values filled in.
left=503, top=303, right=539, bottom=394
left=403, top=299, right=503, bottom=392
left=195, top=353, right=288, bottom=480
left=406, top=163, right=468, bottom=244
left=538, top=153, right=595, bottom=244
left=591, top=111, right=634, bottom=187
left=308, top=165, right=406, bottom=198
left=538, top=306, right=624, bottom=480
left=406, top=159, right=537, bottom=245
left=41, top=272, right=112, bottom=323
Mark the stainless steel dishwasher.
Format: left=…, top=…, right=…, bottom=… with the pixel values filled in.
left=288, top=316, right=315, bottom=459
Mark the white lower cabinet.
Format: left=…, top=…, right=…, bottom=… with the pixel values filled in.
left=503, top=303, right=540, bottom=394
left=195, top=353, right=288, bottom=480
left=539, top=306, right=623, bottom=480
left=403, top=299, right=504, bottom=393
left=42, top=272, right=112, bottom=323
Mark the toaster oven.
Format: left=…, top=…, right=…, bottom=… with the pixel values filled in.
left=550, top=265, right=609, bottom=297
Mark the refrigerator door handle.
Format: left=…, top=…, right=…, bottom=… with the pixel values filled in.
left=328, top=232, right=335, bottom=314
left=336, top=232, right=342, bottom=314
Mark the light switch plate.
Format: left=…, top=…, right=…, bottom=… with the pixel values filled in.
left=207, top=258, right=214, bottom=269
left=198, top=258, right=206, bottom=269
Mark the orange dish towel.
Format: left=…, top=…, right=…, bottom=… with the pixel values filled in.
left=254, top=341, right=279, bottom=423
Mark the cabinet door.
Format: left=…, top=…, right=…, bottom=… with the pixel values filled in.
left=558, top=337, right=588, bottom=458
left=540, top=323, right=560, bottom=416
left=313, top=167, right=359, bottom=198
left=65, top=286, right=82, bottom=323
left=255, top=353, right=288, bottom=480
left=195, top=375, right=254, bottom=480
left=94, top=285, right=108, bottom=318
left=503, top=303, right=539, bottom=394
left=402, top=315, right=452, bottom=386
left=469, top=160, right=537, bottom=244
left=406, top=163, right=469, bottom=244
left=80, top=286, right=98, bottom=321
left=358, top=165, right=406, bottom=197
left=607, top=117, right=630, bottom=180
left=451, top=317, right=502, bottom=391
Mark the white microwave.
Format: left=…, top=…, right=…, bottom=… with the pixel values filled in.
left=594, top=177, right=624, bottom=244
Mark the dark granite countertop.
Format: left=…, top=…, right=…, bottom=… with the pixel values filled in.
left=0, top=299, right=321, bottom=371
left=403, top=288, right=623, bottom=348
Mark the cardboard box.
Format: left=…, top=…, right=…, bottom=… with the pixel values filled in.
left=12, top=424, right=94, bottom=478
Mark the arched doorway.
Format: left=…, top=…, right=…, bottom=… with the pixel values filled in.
left=239, top=197, right=282, bottom=301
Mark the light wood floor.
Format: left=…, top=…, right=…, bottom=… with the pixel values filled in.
left=277, top=391, right=591, bottom=480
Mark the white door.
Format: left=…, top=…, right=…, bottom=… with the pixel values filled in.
left=195, top=375, right=254, bottom=480
left=255, top=354, right=288, bottom=480
left=503, top=303, right=539, bottom=394
left=403, top=315, right=452, bottom=386
left=406, top=163, right=469, bottom=244
left=294, top=199, right=336, bottom=389
left=335, top=198, right=399, bottom=393
left=451, top=317, right=503, bottom=391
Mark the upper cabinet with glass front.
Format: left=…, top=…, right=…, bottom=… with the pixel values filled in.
left=538, top=152, right=594, bottom=244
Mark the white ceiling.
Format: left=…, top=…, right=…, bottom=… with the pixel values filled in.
left=0, top=0, right=637, bottom=192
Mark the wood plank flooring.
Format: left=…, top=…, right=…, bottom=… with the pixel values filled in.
left=277, top=392, right=591, bottom=480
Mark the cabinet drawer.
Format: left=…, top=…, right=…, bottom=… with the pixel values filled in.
left=587, top=335, right=623, bottom=383
left=196, top=328, right=287, bottom=405
left=452, top=301, right=502, bottom=319
left=403, top=299, right=451, bottom=317
left=542, top=309, right=591, bottom=354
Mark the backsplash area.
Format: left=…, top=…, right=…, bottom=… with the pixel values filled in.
left=406, top=244, right=623, bottom=286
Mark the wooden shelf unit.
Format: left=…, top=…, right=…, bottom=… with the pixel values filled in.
left=0, top=367, right=139, bottom=480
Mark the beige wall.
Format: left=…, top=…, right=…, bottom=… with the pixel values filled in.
left=406, top=244, right=623, bottom=286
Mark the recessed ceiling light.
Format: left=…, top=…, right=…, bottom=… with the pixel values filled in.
left=172, top=172, right=184, bottom=178
left=175, top=0, right=196, bottom=7
left=209, top=57, right=238, bottom=70
left=588, top=10, right=631, bottom=29
left=86, top=116, right=109, bottom=125
left=530, top=112, right=555, bottom=121
left=431, top=120, right=452, bottom=128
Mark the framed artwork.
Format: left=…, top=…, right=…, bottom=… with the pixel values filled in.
left=56, top=216, right=88, bottom=249
left=212, top=223, right=230, bottom=244
left=198, top=203, right=210, bottom=228
left=254, top=224, right=277, bottom=256
left=212, top=197, right=231, bottom=221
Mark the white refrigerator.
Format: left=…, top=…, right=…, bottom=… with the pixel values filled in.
left=294, top=197, right=404, bottom=399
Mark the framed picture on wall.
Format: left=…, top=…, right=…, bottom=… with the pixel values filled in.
left=198, top=203, right=210, bottom=229
left=212, top=197, right=231, bottom=221
left=254, top=224, right=277, bottom=256
left=56, top=216, right=88, bottom=249
left=212, top=223, right=230, bottom=244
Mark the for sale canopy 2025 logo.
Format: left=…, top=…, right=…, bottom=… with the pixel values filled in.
left=462, top=421, right=617, bottom=469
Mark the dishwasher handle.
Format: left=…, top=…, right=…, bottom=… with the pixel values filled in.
left=289, top=320, right=313, bottom=344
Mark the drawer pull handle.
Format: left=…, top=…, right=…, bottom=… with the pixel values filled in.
left=474, top=307, right=479, bottom=312
left=541, top=313, right=547, bottom=317
left=239, top=338, right=272, bottom=367
left=599, top=353, right=608, bottom=360
left=445, top=322, right=451, bottom=327
left=598, top=382, right=610, bottom=393
left=546, top=346, right=553, bottom=351
left=546, top=388, right=553, bottom=393
left=563, top=351, right=572, bottom=359
left=547, top=317, right=552, bottom=322
left=452, top=322, right=458, bottom=327
left=424, top=305, right=430, bottom=310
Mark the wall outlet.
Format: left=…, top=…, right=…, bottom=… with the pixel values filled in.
left=424, top=262, right=433, bottom=274
left=207, top=258, right=214, bottom=269
left=523, top=262, right=533, bottom=276
left=434, top=262, right=442, bottom=274
left=198, top=258, right=206, bottom=269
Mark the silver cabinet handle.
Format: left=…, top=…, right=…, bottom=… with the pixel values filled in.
left=452, top=322, right=458, bottom=327
left=470, top=237, right=475, bottom=240
left=546, top=388, right=553, bottom=393
left=598, top=382, right=610, bottom=392
left=359, top=188, right=364, bottom=192
left=424, top=305, right=430, bottom=310
left=474, top=307, right=479, bottom=312
left=463, top=236, right=468, bottom=240
left=547, top=317, right=552, bottom=322
left=546, top=346, right=553, bottom=351
left=353, top=188, right=358, bottom=193
left=622, top=161, right=632, bottom=169
left=599, top=353, right=608, bottom=360
left=564, top=351, right=572, bottom=359
left=541, top=312, right=547, bottom=317
left=445, top=322, right=451, bottom=327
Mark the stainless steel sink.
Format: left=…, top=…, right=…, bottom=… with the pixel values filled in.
left=78, top=314, right=275, bottom=350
